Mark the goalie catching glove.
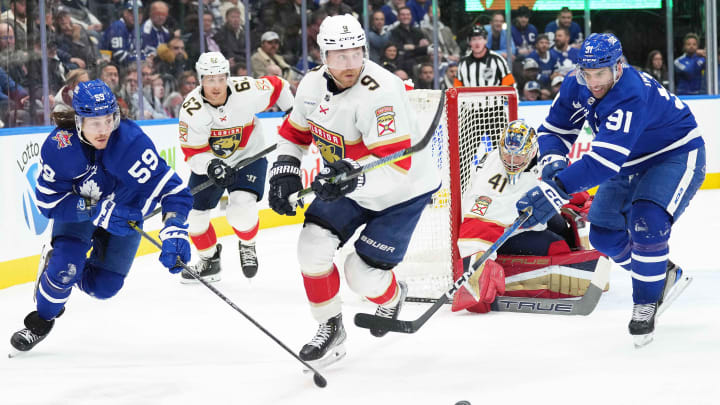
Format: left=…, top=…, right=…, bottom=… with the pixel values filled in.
left=311, top=158, right=365, bottom=201
left=452, top=254, right=506, bottom=313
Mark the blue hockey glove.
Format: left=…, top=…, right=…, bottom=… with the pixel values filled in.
left=516, top=179, right=570, bottom=228
left=539, top=153, right=569, bottom=183
left=207, top=159, right=237, bottom=188
left=158, top=217, right=191, bottom=274
left=268, top=155, right=304, bottom=216
left=91, top=200, right=142, bottom=236
left=311, top=158, right=365, bottom=201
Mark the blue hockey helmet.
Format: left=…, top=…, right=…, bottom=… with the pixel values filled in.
left=499, top=119, right=537, bottom=185
left=72, top=79, right=120, bottom=143
left=577, top=33, right=623, bottom=69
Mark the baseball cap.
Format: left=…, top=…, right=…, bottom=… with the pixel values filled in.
left=524, top=81, right=541, bottom=92
left=551, top=75, right=564, bottom=87
left=124, top=0, right=143, bottom=10
left=261, top=31, right=280, bottom=42
left=523, top=58, right=539, bottom=70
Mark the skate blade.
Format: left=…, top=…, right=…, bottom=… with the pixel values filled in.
left=180, top=274, right=221, bottom=284
left=8, top=347, right=25, bottom=358
left=302, top=344, right=347, bottom=373
left=633, top=332, right=655, bottom=349
left=657, top=275, right=693, bottom=317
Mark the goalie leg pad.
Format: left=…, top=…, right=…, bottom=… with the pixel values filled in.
left=344, top=252, right=398, bottom=306
left=629, top=200, right=671, bottom=304
left=227, top=190, right=260, bottom=241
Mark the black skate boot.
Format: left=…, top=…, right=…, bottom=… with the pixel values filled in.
left=10, top=311, right=59, bottom=356
left=370, top=281, right=408, bottom=337
left=629, top=302, right=658, bottom=348
left=181, top=244, right=222, bottom=284
left=238, top=241, right=258, bottom=278
left=299, top=314, right=347, bottom=369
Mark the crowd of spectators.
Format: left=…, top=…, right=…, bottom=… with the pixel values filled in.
left=0, top=0, right=714, bottom=128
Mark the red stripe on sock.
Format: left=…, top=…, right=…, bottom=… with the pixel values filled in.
left=190, top=224, right=217, bottom=251
left=233, top=220, right=259, bottom=241
left=303, top=265, right=340, bottom=304
left=368, top=272, right=398, bottom=305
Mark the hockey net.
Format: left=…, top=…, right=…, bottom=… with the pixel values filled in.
left=393, top=87, right=519, bottom=299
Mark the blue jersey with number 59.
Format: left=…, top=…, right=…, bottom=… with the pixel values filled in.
left=537, top=65, right=704, bottom=193
left=36, top=119, right=192, bottom=223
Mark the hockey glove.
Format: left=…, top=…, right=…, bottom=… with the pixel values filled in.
left=516, top=178, right=570, bottom=229
left=311, top=158, right=365, bottom=201
left=158, top=217, right=191, bottom=274
left=452, top=256, right=505, bottom=313
left=268, top=155, right=304, bottom=216
left=91, top=200, right=142, bottom=237
left=539, top=153, right=569, bottom=183
left=207, top=159, right=237, bottom=188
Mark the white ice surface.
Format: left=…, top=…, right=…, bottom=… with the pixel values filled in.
left=1, top=190, right=719, bottom=405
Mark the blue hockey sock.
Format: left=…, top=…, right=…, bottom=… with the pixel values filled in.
left=630, top=200, right=672, bottom=304
left=589, top=225, right=632, bottom=270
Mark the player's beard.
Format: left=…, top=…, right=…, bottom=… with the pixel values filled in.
left=328, top=65, right=364, bottom=90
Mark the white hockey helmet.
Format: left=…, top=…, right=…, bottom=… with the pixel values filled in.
left=196, top=52, right=230, bottom=82
left=317, top=14, right=367, bottom=66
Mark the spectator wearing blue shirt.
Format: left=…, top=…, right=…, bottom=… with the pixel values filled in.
left=544, top=7, right=583, bottom=48
left=101, top=1, right=145, bottom=66
left=511, top=6, right=537, bottom=57
left=141, top=1, right=171, bottom=55
left=674, top=33, right=706, bottom=95
left=368, top=9, right=392, bottom=62
left=550, top=27, right=580, bottom=76
left=406, top=0, right=430, bottom=25
left=527, top=34, right=557, bottom=86
left=485, top=11, right=516, bottom=59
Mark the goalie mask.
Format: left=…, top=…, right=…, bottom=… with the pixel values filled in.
left=499, top=120, right=537, bottom=185
left=317, top=14, right=367, bottom=70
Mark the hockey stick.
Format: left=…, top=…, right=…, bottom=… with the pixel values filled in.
left=354, top=210, right=530, bottom=334
left=143, top=143, right=278, bottom=221
left=288, top=92, right=446, bottom=205
left=130, top=223, right=328, bottom=388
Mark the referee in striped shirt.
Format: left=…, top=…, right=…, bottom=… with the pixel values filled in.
left=455, top=25, right=516, bottom=87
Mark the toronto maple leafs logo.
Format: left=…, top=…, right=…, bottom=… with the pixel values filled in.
left=75, top=165, right=107, bottom=204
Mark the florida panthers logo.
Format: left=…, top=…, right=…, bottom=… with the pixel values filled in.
left=210, top=126, right=246, bottom=158
left=308, top=120, right=344, bottom=163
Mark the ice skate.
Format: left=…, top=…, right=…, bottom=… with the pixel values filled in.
left=181, top=244, right=222, bottom=283
left=629, top=302, right=657, bottom=349
left=657, top=260, right=692, bottom=317
left=370, top=281, right=408, bottom=337
left=238, top=241, right=258, bottom=278
left=300, top=314, right=347, bottom=371
left=9, top=310, right=60, bottom=357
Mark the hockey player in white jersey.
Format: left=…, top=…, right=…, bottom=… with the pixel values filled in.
left=268, top=14, right=440, bottom=368
left=179, top=52, right=293, bottom=282
left=453, top=120, right=604, bottom=313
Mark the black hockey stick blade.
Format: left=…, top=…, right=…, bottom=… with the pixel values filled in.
left=354, top=210, right=530, bottom=334
left=290, top=91, right=446, bottom=203
left=490, top=256, right=610, bottom=315
left=143, top=143, right=277, bottom=220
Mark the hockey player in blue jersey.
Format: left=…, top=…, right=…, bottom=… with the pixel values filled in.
left=9, top=80, right=193, bottom=355
left=516, top=33, right=706, bottom=348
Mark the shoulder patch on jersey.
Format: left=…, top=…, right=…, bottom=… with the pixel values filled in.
left=255, top=78, right=271, bottom=91
left=53, top=130, right=73, bottom=149
left=375, top=106, right=396, bottom=137
left=471, top=196, right=492, bottom=216
left=179, top=121, right=188, bottom=142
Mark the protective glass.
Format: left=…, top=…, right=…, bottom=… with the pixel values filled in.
left=325, top=48, right=365, bottom=70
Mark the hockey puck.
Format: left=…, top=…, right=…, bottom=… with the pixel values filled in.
left=313, top=373, right=327, bottom=388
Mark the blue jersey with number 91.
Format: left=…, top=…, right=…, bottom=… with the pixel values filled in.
left=537, top=65, right=704, bottom=193
left=35, top=119, right=192, bottom=222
